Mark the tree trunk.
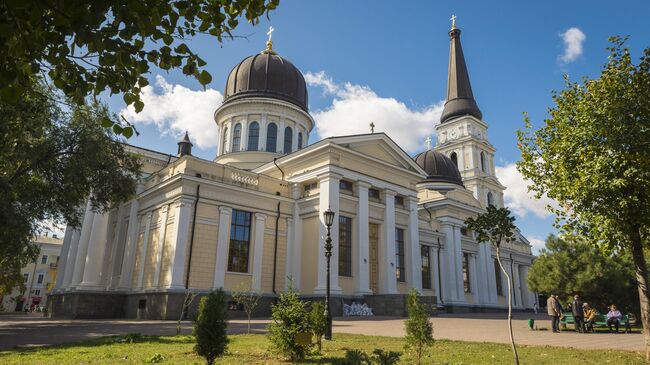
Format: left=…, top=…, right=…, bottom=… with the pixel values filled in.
left=496, top=246, right=520, bottom=365
left=629, top=227, right=650, bottom=362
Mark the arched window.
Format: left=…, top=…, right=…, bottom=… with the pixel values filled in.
left=487, top=192, right=494, bottom=207
left=450, top=152, right=458, bottom=167
left=247, top=122, right=259, bottom=151
left=266, top=123, right=277, bottom=152
left=232, top=123, right=242, bottom=151
left=221, top=127, right=228, bottom=154
left=284, top=127, right=293, bottom=153
left=297, top=132, right=303, bottom=149
left=480, top=151, right=487, bottom=172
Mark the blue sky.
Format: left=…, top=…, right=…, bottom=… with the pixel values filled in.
left=104, top=0, right=650, bottom=252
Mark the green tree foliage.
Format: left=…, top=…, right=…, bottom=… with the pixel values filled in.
left=528, top=235, right=638, bottom=314
left=193, top=289, right=229, bottom=365
left=0, top=0, right=279, bottom=135
left=404, top=289, right=433, bottom=365
left=267, top=286, right=311, bottom=362
left=517, top=37, right=650, bottom=360
left=231, top=282, right=262, bottom=334
left=309, top=301, right=327, bottom=352
left=465, top=205, right=519, bottom=365
left=0, top=79, right=140, bottom=295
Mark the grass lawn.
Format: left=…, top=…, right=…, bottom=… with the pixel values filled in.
left=0, top=333, right=645, bottom=364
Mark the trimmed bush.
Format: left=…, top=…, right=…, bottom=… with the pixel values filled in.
left=267, top=287, right=311, bottom=361
left=193, top=289, right=228, bottom=365
left=404, top=289, right=433, bottom=364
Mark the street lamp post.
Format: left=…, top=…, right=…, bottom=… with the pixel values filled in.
left=323, top=208, right=335, bottom=340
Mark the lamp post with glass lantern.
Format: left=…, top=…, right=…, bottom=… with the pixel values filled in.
left=323, top=208, right=335, bottom=340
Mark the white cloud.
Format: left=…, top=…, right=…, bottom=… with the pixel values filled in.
left=121, top=75, right=223, bottom=150
left=495, top=163, right=558, bottom=219
left=528, top=236, right=547, bottom=254
left=559, top=27, right=586, bottom=63
left=305, top=71, right=444, bottom=154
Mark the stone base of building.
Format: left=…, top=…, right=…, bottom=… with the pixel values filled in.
left=48, top=291, right=438, bottom=319
left=442, top=303, right=530, bottom=313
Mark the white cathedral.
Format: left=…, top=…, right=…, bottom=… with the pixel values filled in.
left=51, top=23, right=536, bottom=319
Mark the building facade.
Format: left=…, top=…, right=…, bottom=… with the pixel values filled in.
left=2, top=234, right=63, bottom=312
left=50, top=25, right=536, bottom=319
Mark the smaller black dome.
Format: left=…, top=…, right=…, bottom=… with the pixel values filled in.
left=413, top=150, right=464, bottom=186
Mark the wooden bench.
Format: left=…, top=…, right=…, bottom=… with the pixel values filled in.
left=561, top=312, right=631, bottom=333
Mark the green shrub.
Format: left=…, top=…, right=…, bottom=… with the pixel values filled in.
left=193, top=289, right=228, bottom=365
left=404, top=289, right=433, bottom=364
left=267, top=286, right=311, bottom=361
left=370, top=349, right=401, bottom=365
left=340, top=349, right=370, bottom=364
left=309, top=301, right=327, bottom=352
left=146, top=353, right=164, bottom=363
left=337, top=349, right=401, bottom=365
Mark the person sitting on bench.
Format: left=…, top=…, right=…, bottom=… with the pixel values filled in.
left=607, top=304, right=623, bottom=333
left=583, top=303, right=597, bottom=332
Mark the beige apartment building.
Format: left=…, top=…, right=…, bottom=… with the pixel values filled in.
left=51, top=24, right=536, bottom=319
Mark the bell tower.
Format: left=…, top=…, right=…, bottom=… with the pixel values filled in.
left=434, top=19, right=505, bottom=208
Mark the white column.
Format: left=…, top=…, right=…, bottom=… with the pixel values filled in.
left=292, top=122, right=299, bottom=152
left=290, top=184, right=302, bottom=290
left=440, top=223, right=457, bottom=302
left=453, top=226, right=465, bottom=302
left=153, top=205, right=170, bottom=288
left=240, top=118, right=249, bottom=151
left=519, top=265, right=531, bottom=308
left=285, top=217, right=293, bottom=290
left=136, top=212, right=153, bottom=290
left=315, top=173, right=341, bottom=294
left=77, top=212, right=110, bottom=290
left=224, top=120, right=233, bottom=154
left=476, top=241, right=494, bottom=304
left=432, top=243, right=442, bottom=304
left=55, top=226, right=74, bottom=290
left=117, top=194, right=142, bottom=290
left=407, top=197, right=422, bottom=292
left=277, top=119, right=285, bottom=153
left=512, top=262, right=522, bottom=308
left=251, top=213, right=267, bottom=292
left=259, top=115, right=268, bottom=152
left=61, top=229, right=81, bottom=289
left=167, top=199, right=193, bottom=289
left=469, top=253, right=479, bottom=301
left=71, top=199, right=95, bottom=287
left=107, top=204, right=127, bottom=289
left=354, top=181, right=371, bottom=295
left=381, top=189, right=398, bottom=294
left=213, top=206, right=232, bottom=289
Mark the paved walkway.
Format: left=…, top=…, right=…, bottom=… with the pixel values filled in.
left=0, top=312, right=644, bottom=352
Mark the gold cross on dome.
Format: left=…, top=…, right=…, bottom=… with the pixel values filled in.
left=370, top=122, right=375, bottom=133
left=425, top=136, right=432, bottom=150
left=267, top=26, right=275, bottom=42
left=450, top=15, right=457, bottom=30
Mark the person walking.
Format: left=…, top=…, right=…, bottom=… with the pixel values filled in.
left=547, top=294, right=560, bottom=333
left=572, top=295, right=585, bottom=333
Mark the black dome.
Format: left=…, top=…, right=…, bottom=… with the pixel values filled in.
left=223, top=52, right=308, bottom=112
left=413, top=150, right=464, bottom=186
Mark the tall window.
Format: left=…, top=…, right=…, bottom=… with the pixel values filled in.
left=247, top=122, right=259, bottom=151
left=462, top=252, right=471, bottom=293
left=37, top=273, right=44, bottom=284
left=487, top=192, right=494, bottom=207
left=40, top=255, right=47, bottom=264
left=228, top=209, right=252, bottom=273
left=339, top=216, right=352, bottom=277
left=266, top=123, right=277, bottom=152
left=495, top=259, right=503, bottom=296
left=284, top=126, right=293, bottom=153
left=221, top=127, right=228, bottom=154
left=232, top=123, right=242, bottom=151
left=450, top=152, right=458, bottom=167
left=23, top=273, right=29, bottom=283
left=480, top=151, right=487, bottom=172
left=421, top=245, right=432, bottom=289
left=298, top=132, right=303, bottom=149
left=395, top=228, right=405, bottom=282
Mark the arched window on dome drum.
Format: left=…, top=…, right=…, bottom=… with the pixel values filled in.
left=247, top=122, right=259, bottom=151
left=297, top=132, right=303, bottom=149
left=266, top=123, right=277, bottom=152
left=450, top=152, right=458, bottom=167
left=232, top=123, right=242, bottom=151
left=487, top=192, right=494, bottom=207
left=284, top=127, right=293, bottom=153
left=480, top=151, right=487, bottom=172
left=221, top=127, right=228, bottom=154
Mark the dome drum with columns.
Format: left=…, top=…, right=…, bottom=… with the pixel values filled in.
left=49, top=23, right=536, bottom=320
